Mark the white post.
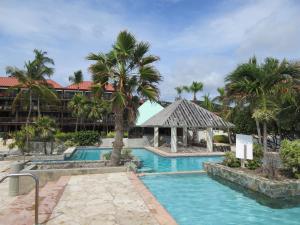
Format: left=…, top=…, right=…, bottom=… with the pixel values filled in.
left=154, top=127, right=159, bottom=148
left=183, top=127, right=188, bottom=147
left=171, top=127, right=177, bottom=153
left=206, top=127, right=213, bottom=152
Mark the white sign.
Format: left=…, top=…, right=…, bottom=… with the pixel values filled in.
left=236, top=134, right=253, bottom=160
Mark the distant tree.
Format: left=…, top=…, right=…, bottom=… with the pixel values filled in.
left=189, top=81, right=204, bottom=101
left=86, top=97, right=107, bottom=130
left=201, top=94, right=214, bottom=111
left=68, top=93, right=87, bottom=132
left=175, top=86, right=184, bottom=100
left=34, top=116, right=57, bottom=155
left=69, top=70, right=83, bottom=90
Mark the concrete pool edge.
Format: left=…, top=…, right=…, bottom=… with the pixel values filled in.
left=144, top=146, right=226, bottom=157
left=128, top=172, right=178, bottom=225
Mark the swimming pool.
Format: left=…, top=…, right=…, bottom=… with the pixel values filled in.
left=141, top=173, right=300, bottom=225
left=67, top=148, right=222, bottom=173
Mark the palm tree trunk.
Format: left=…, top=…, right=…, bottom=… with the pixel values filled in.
left=44, top=142, right=47, bottom=155
left=263, top=122, right=267, bottom=153
left=37, top=97, right=41, bottom=117
left=75, top=116, right=79, bottom=132
left=50, top=141, right=54, bottom=155
left=26, top=90, right=33, bottom=153
left=193, top=92, right=196, bottom=102
left=110, top=110, right=124, bottom=166
left=255, top=119, right=262, bottom=144
left=227, top=128, right=232, bottom=145
left=93, top=122, right=96, bottom=131
left=26, top=91, right=33, bottom=126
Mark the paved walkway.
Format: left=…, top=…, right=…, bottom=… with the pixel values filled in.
left=46, top=173, right=159, bottom=225
left=0, top=161, right=15, bottom=211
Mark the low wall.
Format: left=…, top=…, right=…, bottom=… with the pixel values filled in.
left=19, top=164, right=127, bottom=194
left=101, top=136, right=152, bottom=148
left=204, top=162, right=300, bottom=199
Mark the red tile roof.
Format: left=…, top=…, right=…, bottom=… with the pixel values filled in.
left=0, top=76, right=114, bottom=91
left=65, top=81, right=114, bottom=92
left=0, top=76, right=63, bottom=89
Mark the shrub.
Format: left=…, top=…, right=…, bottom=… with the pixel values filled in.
left=213, top=135, right=229, bottom=144
left=280, top=139, right=300, bottom=178
left=246, top=144, right=263, bottom=170
left=121, top=148, right=134, bottom=161
left=223, top=152, right=240, bottom=168
left=106, top=131, right=115, bottom=138
left=73, top=131, right=100, bottom=146
left=56, top=131, right=100, bottom=146
left=55, top=132, right=74, bottom=142
left=103, top=152, right=111, bottom=160
left=64, top=140, right=77, bottom=147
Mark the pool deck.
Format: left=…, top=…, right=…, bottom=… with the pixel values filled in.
left=145, top=146, right=225, bottom=157
left=45, top=172, right=175, bottom=225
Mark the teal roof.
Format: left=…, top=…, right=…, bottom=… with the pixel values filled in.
left=135, top=100, right=164, bottom=126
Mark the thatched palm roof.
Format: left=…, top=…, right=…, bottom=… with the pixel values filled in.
left=141, top=99, right=234, bottom=129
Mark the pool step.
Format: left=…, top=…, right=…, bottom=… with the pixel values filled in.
left=0, top=176, right=70, bottom=225
left=138, top=167, right=154, bottom=173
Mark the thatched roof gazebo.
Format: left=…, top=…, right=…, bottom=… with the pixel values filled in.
left=141, top=99, right=234, bottom=152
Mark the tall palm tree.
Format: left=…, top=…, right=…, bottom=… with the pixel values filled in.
left=175, top=86, right=184, bottom=100
left=87, top=30, right=162, bottom=165
left=69, top=70, right=83, bottom=90
left=6, top=61, right=57, bottom=125
left=226, top=57, right=300, bottom=151
left=189, top=81, right=203, bottom=101
left=68, top=93, right=87, bottom=132
left=32, top=49, right=55, bottom=116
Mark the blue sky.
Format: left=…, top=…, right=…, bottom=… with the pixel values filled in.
left=0, top=0, right=299, bottom=101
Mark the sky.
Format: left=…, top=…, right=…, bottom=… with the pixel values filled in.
left=0, top=0, right=299, bottom=101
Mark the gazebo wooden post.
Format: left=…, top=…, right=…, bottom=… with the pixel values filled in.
left=206, top=127, right=213, bottom=152
left=171, top=127, right=177, bottom=152
left=183, top=127, right=188, bottom=147
left=154, top=127, right=159, bottom=148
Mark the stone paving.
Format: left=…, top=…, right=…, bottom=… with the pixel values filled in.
left=0, top=161, right=15, bottom=211
left=46, top=173, right=160, bottom=225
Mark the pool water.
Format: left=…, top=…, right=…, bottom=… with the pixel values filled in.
left=141, top=174, right=300, bottom=225
left=67, top=148, right=222, bottom=173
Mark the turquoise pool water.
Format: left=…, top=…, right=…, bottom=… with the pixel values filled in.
left=67, top=148, right=222, bottom=173
left=141, top=174, right=300, bottom=225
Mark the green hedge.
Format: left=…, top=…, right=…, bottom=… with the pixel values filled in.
left=55, top=131, right=100, bottom=146
left=213, top=135, right=229, bottom=144
left=280, top=139, right=300, bottom=178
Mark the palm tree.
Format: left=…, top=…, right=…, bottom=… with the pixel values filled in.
left=68, top=93, right=87, bottom=132
left=201, top=94, right=214, bottom=111
left=69, top=70, right=83, bottom=90
left=34, top=116, right=57, bottom=155
left=175, top=86, right=184, bottom=100
left=189, top=81, right=204, bottom=101
left=87, top=97, right=106, bottom=130
left=32, top=49, right=55, bottom=116
left=87, top=30, right=162, bottom=165
left=226, top=57, right=300, bottom=151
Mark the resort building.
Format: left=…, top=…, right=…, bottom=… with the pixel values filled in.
left=0, top=76, right=115, bottom=132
